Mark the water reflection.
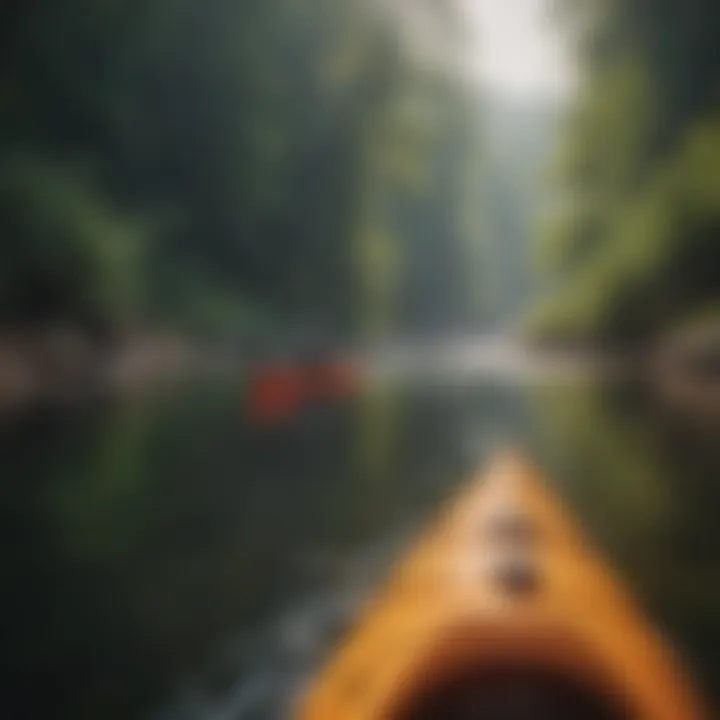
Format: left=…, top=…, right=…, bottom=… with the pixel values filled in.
left=1, top=378, right=719, bottom=718
left=530, top=383, right=720, bottom=709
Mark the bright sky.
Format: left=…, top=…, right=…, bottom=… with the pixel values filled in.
left=461, top=0, right=573, bottom=99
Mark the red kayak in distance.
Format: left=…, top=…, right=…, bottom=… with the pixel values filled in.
left=246, top=355, right=363, bottom=425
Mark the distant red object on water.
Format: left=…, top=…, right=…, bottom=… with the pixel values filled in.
left=247, top=357, right=362, bottom=424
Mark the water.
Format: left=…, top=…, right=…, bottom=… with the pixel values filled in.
left=2, top=376, right=720, bottom=718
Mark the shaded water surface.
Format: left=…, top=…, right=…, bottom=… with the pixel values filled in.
left=2, top=377, right=720, bottom=718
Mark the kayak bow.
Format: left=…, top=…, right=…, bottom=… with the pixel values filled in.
left=297, top=453, right=704, bottom=719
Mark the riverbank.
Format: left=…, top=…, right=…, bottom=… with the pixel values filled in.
left=0, top=328, right=237, bottom=411
left=3, top=326, right=719, bottom=417
left=525, top=317, right=720, bottom=419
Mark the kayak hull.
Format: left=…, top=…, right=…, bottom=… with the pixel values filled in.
left=297, top=453, right=704, bottom=719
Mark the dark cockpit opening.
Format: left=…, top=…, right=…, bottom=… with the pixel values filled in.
left=397, top=665, right=629, bottom=720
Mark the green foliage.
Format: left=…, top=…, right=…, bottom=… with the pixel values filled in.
left=531, top=0, right=720, bottom=345
left=0, top=156, right=146, bottom=330
left=0, top=0, right=477, bottom=340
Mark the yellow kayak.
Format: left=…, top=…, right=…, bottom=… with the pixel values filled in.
left=297, top=453, right=704, bottom=719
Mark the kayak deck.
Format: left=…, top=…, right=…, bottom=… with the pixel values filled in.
left=297, top=453, right=704, bottom=719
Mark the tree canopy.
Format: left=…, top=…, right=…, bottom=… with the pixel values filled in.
left=530, top=0, right=720, bottom=346
left=0, top=0, right=481, bottom=342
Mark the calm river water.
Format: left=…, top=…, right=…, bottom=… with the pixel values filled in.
left=2, top=374, right=720, bottom=718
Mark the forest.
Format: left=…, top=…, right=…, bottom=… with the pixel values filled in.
left=2, top=0, right=720, bottom=354
left=529, top=0, right=720, bottom=348
left=0, top=0, right=480, bottom=350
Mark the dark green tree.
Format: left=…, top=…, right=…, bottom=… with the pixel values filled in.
left=530, top=0, right=720, bottom=345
